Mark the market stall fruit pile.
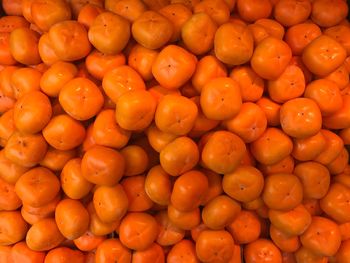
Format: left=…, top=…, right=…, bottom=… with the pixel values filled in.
left=0, top=0, right=350, bottom=262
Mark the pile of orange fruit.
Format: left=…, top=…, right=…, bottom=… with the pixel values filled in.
left=0, top=0, right=350, bottom=262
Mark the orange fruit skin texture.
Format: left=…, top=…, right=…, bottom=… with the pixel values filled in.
left=1, top=0, right=350, bottom=262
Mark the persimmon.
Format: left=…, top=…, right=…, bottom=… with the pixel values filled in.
left=155, top=94, right=198, bottom=135
left=11, top=241, right=46, bottom=263
left=195, top=230, right=235, bottom=263
left=270, top=225, right=300, bottom=253
left=155, top=210, right=185, bottom=246
left=49, top=20, right=91, bottom=61
left=227, top=210, right=261, bottom=244
left=37, top=33, right=60, bottom=65
left=11, top=67, right=42, bottom=99
left=300, top=216, right=341, bottom=257
left=0, top=211, right=28, bottom=246
left=121, top=175, right=154, bottom=212
left=132, top=242, right=165, bottom=263
left=244, top=239, right=282, bottom=263
left=44, top=247, right=85, bottom=263
left=273, top=0, right=311, bottom=27
left=214, top=22, right=254, bottom=66
left=167, top=239, right=199, bottom=263
left=258, top=155, right=295, bottom=175
left=43, top=114, right=86, bottom=151
left=324, top=25, right=350, bottom=56
left=311, top=0, right=348, bottom=27
left=119, top=212, right=158, bottom=251
left=167, top=204, right=201, bottom=230
left=152, top=45, right=197, bottom=90
left=88, top=11, right=131, bottom=55
left=0, top=176, right=21, bottom=211
left=77, top=3, right=105, bottom=28
left=314, top=129, right=344, bottom=165
left=81, top=145, right=125, bottom=186
left=251, top=37, right=292, bottom=80
left=181, top=13, right=217, bottom=55
left=202, top=195, right=241, bottom=230
left=128, top=44, right=158, bottom=81
left=73, top=231, right=106, bottom=252
left=236, top=0, right=272, bottom=22
left=95, top=238, right=131, bottom=263
left=159, top=3, right=192, bottom=42
left=263, top=173, right=303, bottom=211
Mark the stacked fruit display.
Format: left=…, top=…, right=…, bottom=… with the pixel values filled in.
left=0, top=0, right=350, bottom=262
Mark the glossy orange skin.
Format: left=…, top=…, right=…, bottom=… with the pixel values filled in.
left=236, top=0, right=272, bottom=22
left=0, top=109, right=15, bottom=146
left=155, top=94, right=198, bottom=135
left=159, top=3, right=192, bottom=42
left=256, top=97, right=281, bottom=127
left=69, top=0, right=104, bottom=18
left=273, top=0, right=311, bottom=27
left=9, top=27, right=41, bottom=65
left=40, top=61, right=78, bottom=97
left=132, top=242, right=164, bottom=263
left=77, top=3, right=105, bottom=28
left=202, top=130, right=246, bottom=174
left=227, top=210, right=261, bottom=245
left=262, top=173, right=303, bottom=211
left=0, top=246, right=12, bottom=263
left=170, top=170, right=208, bottom=212
left=73, top=231, right=106, bottom=252
left=167, top=239, right=199, bottom=263
left=115, top=90, right=157, bottom=131
left=193, top=0, right=230, bottom=25
left=2, top=0, right=23, bottom=16
left=11, top=67, right=42, bottom=99
left=214, top=22, right=254, bottom=66
left=250, top=128, right=293, bottom=165
left=270, top=225, right=300, bottom=253
left=230, top=66, right=264, bottom=103
left=0, top=211, right=28, bottom=246
left=292, top=131, right=326, bottom=162
left=327, top=147, right=349, bottom=175
left=223, top=164, right=264, bottom=203
left=300, top=216, right=341, bottom=257
left=200, top=77, right=242, bottom=121
left=44, top=247, right=85, bottom=263
left=155, top=210, right=185, bottom=246
left=40, top=147, right=76, bottom=172
left=95, top=238, right=131, bottom=263
left=314, top=129, right=344, bottom=165
left=196, top=230, right=235, bottom=263
left=15, top=166, right=60, bottom=208
left=55, top=199, right=90, bottom=240
left=88, top=203, right=120, bottom=237
left=258, top=155, right=295, bottom=175
left=26, top=218, right=64, bottom=251
left=89, top=12, right=131, bottom=55
left=268, top=65, right=305, bottom=103
left=49, top=20, right=91, bottom=61
left=160, top=136, right=199, bottom=176
left=244, top=239, right=282, bottom=263
left=0, top=66, right=18, bottom=98
left=323, top=95, right=350, bottom=129
left=5, top=132, right=48, bottom=168
left=43, top=114, right=86, bottom=151
left=128, top=44, right=158, bottom=81
left=200, top=169, right=224, bottom=205
left=131, top=10, right=173, bottom=50
left=119, top=212, right=158, bottom=251
left=304, top=79, right=343, bottom=117
left=280, top=98, right=322, bottom=139
left=202, top=195, right=241, bottom=230
left=13, top=91, right=52, bottom=134
left=121, top=175, right=154, bottom=212
left=294, top=247, right=328, bottom=263
left=192, top=55, right=227, bottom=93
left=302, top=35, right=347, bottom=77
left=59, top=77, right=104, bottom=121
left=144, top=165, right=172, bottom=206
left=294, top=161, right=330, bottom=200
left=324, top=25, right=350, bottom=56
left=61, top=158, right=93, bottom=200
left=167, top=204, right=201, bottom=230
left=105, top=0, right=147, bottom=22
left=152, top=45, right=198, bottom=89
left=311, top=0, right=348, bottom=27
left=225, top=102, right=267, bottom=143
left=30, top=0, right=71, bottom=32
left=21, top=193, right=60, bottom=225
left=11, top=241, right=45, bottom=263
left=0, top=32, right=16, bottom=66
left=181, top=13, right=217, bottom=55
left=325, top=64, right=349, bottom=90
left=38, top=33, right=60, bottom=65
left=0, top=176, right=21, bottom=211
left=320, top=183, right=350, bottom=223
left=81, top=145, right=125, bottom=186
left=251, top=37, right=292, bottom=80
